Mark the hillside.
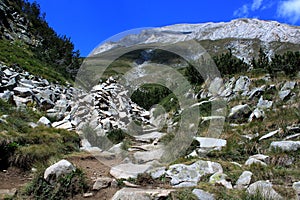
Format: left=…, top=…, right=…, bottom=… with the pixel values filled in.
left=0, top=1, right=300, bottom=199
left=0, top=0, right=82, bottom=83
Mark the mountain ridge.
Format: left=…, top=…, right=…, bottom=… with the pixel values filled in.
left=95, top=18, right=300, bottom=62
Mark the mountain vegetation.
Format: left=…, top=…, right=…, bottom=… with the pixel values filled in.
left=0, top=0, right=82, bottom=83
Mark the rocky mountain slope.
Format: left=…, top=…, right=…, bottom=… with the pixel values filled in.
left=95, top=18, right=300, bottom=62
left=0, top=4, right=300, bottom=198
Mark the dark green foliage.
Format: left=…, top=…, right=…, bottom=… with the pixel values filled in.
left=106, top=128, right=130, bottom=144
left=131, top=84, right=173, bottom=110
left=0, top=100, right=80, bottom=170
left=252, top=47, right=300, bottom=77
left=252, top=47, right=269, bottom=69
left=213, top=49, right=249, bottom=76
left=184, top=65, right=205, bottom=84
left=25, top=168, right=88, bottom=200
left=1, top=0, right=82, bottom=81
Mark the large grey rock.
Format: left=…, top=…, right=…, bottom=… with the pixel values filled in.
left=166, top=160, right=223, bottom=187
left=278, top=90, right=291, bottom=100
left=110, top=162, right=153, bottom=179
left=0, top=91, right=13, bottom=102
left=44, top=159, right=75, bottom=182
left=112, top=188, right=174, bottom=200
left=248, top=86, right=265, bottom=99
left=293, top=181, right=300, bottom=200
left=247, top=180, right=283, bottom=200
left=248, top=108, right=264, bottom=122
left=193, top=137, right=226, bottom=152
left=228, top=104, right=251, bottom=121
left=281, top=81, right=296, bottom=91
left=133, top=149, right=164, bottom=164
left=147, top=167, right=166, bottom=179
left=37, top=116, right=51, bottom=127
left=13, top=87, right=32, bottom=97
left=192, top=189, right=215, bottom=200
left=235, top=171, right=252, bottom=189
left=233, top=76, right=250, bottom=92
left=209, top=172, right=233, bottom=189
left=270, top=141, right=300, bottom=152
left=257, top=96, right=273, bottom=109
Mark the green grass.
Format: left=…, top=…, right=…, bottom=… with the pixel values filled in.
left=0, top=99, right=80, bottom=170
left=0, top=40, right=70, bottom=84
left=22, top=167, right=88, bottom=200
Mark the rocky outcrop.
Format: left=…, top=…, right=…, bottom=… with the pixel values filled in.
left=0, top=0, right=39, bottom=46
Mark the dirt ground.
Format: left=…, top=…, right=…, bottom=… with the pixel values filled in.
left=0, top=152, right=119, bottom=200
left=67, top=152, right=119, bottom=200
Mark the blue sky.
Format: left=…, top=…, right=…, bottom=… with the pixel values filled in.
left=29, top=0, right=300, bottom=57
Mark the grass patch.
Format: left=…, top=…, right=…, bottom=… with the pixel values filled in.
left=0, top=40, right=69, bottom=84
left=0, top=100, right=80, bottom=170
left=22, top=167, right=88, bottom=200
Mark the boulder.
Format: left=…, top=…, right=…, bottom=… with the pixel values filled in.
left=37, top=116, right=51, bottom=127
left=133, top=148, right=164, bottom=163
left=193, top=137, right=226, bottom=150
left=278, top=90, right=291, bottom=101
left=44, top=159, right=75, bottom=183
left=110, top=162, right=153, bottom=179
left=147, top=167, right=166, bottom=179
left=248, top=108, right=264, bottom=122
left=209, top=172, right=232, bottom=189
left=233, top=76, right=250, bottom=92
left=228, top=104, right=251, bottom=121
left=112, top=188, right=174, bottom=200
left=192, top=189, right=215, bottom=200
left=247, top=180, right=283, bottom=200
left=235, top=171, right=252, bottom=189
left=293, top=181, right=300, bottom=200
left=13, top=87, right=32, bottom=97
left=270, top=141, right=300, bottom=152
left=166, top=160, right=223, bottom=187
left=257, top=96, right=272, bottom=109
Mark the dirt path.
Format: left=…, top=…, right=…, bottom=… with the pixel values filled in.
left=67, top=152, right=119, bottom=200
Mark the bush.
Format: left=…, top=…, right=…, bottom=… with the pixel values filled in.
left=24, top=168, right=88, bottom=200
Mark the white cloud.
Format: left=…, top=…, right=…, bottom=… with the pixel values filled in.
left=251, top=0, right=264, bottom=11
left=233, top=4, right=249, bottom=18
left=234, top=0, right=265, bottom=18
left=278, top=0, right=300, bottom=23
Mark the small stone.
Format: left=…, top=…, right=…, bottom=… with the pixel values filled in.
left=259, top=129, right=281, bottom=141
left=92, top=177, right=114, bottom=190
left=209, top=172, right=233, bottom=189
left=83, top=192, right=93, bottom=198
